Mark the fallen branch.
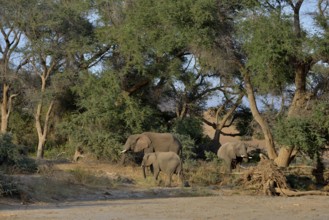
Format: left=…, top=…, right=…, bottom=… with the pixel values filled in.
left=242, top=157, right=329, bottom=197
left=274, top=188, right=329, bottom=197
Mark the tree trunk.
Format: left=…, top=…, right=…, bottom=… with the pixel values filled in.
left=1, top=84, right=9, bottom=133
left=273, top=1, right=312, bottom=167
left=243, top=71, right=277, bottom=159
left=212, top=129, right=221, bottom=148
left=213, top=93, right=244, bottom=147
left=176, top=101, right=188, bottom=119
left=275, top=64, right=310, bottom=167
left=35, top=101, right=54, bottom=159
left=274, top=147, right=295, bottom=167
left=288, top=65, right=309, bottom=117
left=36, top=136, right=46, bottom=159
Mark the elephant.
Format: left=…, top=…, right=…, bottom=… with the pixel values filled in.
left=141, top=152, right=184, bottom=187
left=120, top=132, right=182, bottom=176
left=217, top=142, right=249, bottom=173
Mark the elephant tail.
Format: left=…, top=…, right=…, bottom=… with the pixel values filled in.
left=177, top=164, right=190, bottom=187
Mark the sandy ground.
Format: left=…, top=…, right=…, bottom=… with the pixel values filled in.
left=1, top=194, right=329, bottom=220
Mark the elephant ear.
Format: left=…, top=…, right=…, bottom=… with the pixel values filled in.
left=227, top=145, right=237, bottom=160
left=134, top=135, right=151, bottom=152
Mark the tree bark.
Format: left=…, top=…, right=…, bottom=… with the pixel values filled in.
left=274, top=147, right=295, bottom=167
left=288, top=64, right=309, bottom=116
left=243, top=71, right=278, bottom=159
left=36, top=101, right=54, bottom=159
left=0, top=27, right=22, bottom=133
left=1, top=84, right=9, bottom=133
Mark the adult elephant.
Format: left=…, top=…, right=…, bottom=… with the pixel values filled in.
left=121, top=132, right=182, bottom=177
left=217, top=142, right=249, bottom=173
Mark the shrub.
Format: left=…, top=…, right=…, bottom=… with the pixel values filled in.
left=173, top=133, right=197, bottom=160
left=274, top=115, right=327, bottom=159
left=184, top=160, right=222, bottom=186
left=172, top=117, right=204, bottom=141
left=0, top=175, right=19, bottom=197
left=0, top=133, right=37, bottom=173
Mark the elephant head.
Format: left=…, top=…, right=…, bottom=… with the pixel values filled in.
left=218, top=142, right=249, bottom=172
left=121, top=134, right=152, bottom=153
left=231, top=142, right=248, bottom=162
left=141, top=153, right=156, bottom=178
left=141, top=153, right=156, bottom=167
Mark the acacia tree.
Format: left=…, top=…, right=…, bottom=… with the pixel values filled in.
left=0, top=0, right=30, bottom=133
left=21, top=1, right=98, bottom=159
left=109, top=0, right=240, bottom=116
left=237, top=0, right=329, bottom=166
left=97, top=0, right=254, bottom=156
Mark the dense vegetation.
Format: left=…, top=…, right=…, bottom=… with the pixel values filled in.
left=0, top=0, right=328, bottom=169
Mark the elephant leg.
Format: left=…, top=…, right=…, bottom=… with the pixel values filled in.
left=150, top=164, right=154, bottom=175
left=154, top=168, right=160, bottom=181
left=224, top=160, right=232, bottom=173
left=166, top=173, right=173, bottom=187
left=231, top=159, right=237, bottom=170
left=120, top=154, right=126, bottom=166
left=178, top=172, right=189, bottom=187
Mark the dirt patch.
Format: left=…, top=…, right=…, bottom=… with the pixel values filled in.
left=2, top=194, right=329, bottom=220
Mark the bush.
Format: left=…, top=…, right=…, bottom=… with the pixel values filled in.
left=274, top=115, right=327, bottom=159
left=172, top=117, right=213, bottom=159
left=0, top=133, right=37, bottom=173
left=184, top=160, right=222, bottom=186
left=173, top=133, right=197, bottom=160
left=172, top=117, right=204, bottom=141
left=0, top=175, right=19, bottom=197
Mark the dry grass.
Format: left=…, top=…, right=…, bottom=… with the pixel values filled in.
left=4, top=156, right=329, bottom=204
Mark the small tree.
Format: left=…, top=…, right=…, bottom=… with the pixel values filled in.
left=274, top=103, right=329, bottom=162
left=0, top=0, right=30, bottom=133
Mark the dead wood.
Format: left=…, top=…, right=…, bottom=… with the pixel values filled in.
left=242, top=157, right=329, bottom=197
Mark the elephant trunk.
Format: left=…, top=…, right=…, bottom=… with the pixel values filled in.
left=241, top=154, right=249, bottom=163
left=142, top=165, right=147, bottom=179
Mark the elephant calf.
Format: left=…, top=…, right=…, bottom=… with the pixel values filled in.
left=141, top=152, right=184, bottom=187
left=217, top=142, right=249, bottom=173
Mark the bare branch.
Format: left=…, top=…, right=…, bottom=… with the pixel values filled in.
left=6, top=93, right=18, bottom=122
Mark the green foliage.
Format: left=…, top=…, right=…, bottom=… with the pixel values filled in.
left=0, top=175, right=18, bottom=198
left=238, top=12, right=296, bottom=94
left=233, top=107, right=253, bottom=137
left=274, top=104, right=329, bottom=158
left=8, top=111, right=37, bottom=149
left=0, top=133, right=37, bottom=173
left=173, top=133, right=197, bottom=160
left=59, top=70, right=162, bottom=161
left=172, top=117, right=211, bottom=159
left=172, top=117, right=204, bottom=141
left=204, top=151, right=219, bottom=162
left=0, top=134, right=24, bottom=165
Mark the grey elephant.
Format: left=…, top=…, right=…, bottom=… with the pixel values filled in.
left=217, top=142, right=249, bottom=173
left=121, top=132, right=182, bottom=176
left=141, top=152, right=184, bottom=187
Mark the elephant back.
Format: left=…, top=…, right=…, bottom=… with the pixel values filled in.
left=155, top=152, right=181, bottom=173
left=143, top=132, right=182, bottom=154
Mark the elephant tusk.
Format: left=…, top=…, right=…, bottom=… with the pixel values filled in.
left=249, top=156, right=252, bottom=159
left=241, top=154, right=246, bottom=158
left=121, top=149, right=128, bottom=153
